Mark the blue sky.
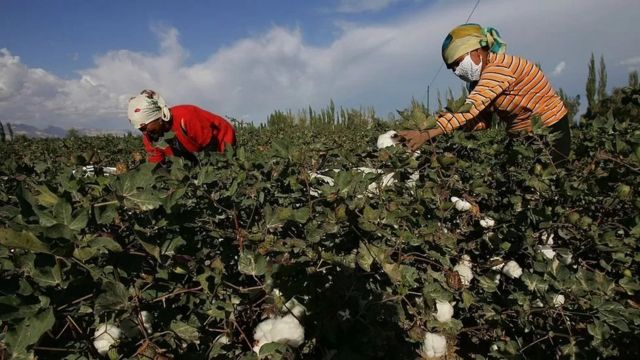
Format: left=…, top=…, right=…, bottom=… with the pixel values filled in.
left=1, top=0, right=639, bottom=130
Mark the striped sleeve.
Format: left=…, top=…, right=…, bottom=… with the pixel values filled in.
left=437, top=64, right=516, bottom=133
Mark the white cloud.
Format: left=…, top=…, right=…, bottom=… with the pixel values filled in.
left=552, top=61, right=566, bottom=76
left=620, top=56, right=640, bottom=70
left=1, top=0, right=639, bottom=130
left=336, top=0, right=403, bottom=13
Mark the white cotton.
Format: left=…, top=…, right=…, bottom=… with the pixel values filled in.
left=480, top=217, right=496, bottom=228
left=252, top=314, right=305, bottom=354
left=460, top=255, right=473, bottom=268
left=434, top=300, right=455, bottom=322
left=450, top=196, right=472, bottom=211
left=93, top=323, right=121, bottom=355
left=377, top=130, right=400, bottom=149
left=367, top=172, right=397, bottom=194
left=493, top=273, right=501, bottom=285
left=140, top=311, right=153, bottom=334
left=532, top=299, right=544, bottom=308
left=490, top=344, right=499, bottom=351
left=553, top=294, right=565, bottom=307
left=536, top=245, right=556, bottom=260
left=541, top=231, right=554, bottom=245
left=422, top=332, right=447, bottom=358
left=502, top=261, right=523, bottom=279
left=453, top=263, right=474, bottom=286
left=406, top=171, right=420, bottom=188
left=308, top=172, right=335, bottom=186
left=355, top=167, right=384, bottom=174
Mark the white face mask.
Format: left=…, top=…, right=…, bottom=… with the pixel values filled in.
left=454, top=54, right=482, bottom=82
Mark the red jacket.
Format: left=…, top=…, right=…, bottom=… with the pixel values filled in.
left=142, top=105, right=236, bottom=163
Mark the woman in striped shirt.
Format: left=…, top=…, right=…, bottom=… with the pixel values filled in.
left=399, top=23, right=571, bottom=164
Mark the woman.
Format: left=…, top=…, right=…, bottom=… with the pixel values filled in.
left=399, top=23, right=571, bottom=165
left=127, top=90, right=236, bottom=164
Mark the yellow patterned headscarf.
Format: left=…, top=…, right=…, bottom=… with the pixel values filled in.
left=441, top=23, right=507, bottom=65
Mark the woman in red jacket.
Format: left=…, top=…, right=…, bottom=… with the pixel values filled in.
left=127, top=89, right=236, bottom=164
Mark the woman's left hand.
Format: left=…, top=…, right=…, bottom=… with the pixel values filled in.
left=397, top=128, right=443, bottom=151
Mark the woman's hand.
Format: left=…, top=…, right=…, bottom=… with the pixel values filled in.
left=397, top=128, right=444, bottom=151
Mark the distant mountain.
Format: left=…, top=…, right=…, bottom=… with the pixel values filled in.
left=2, top=123, right=131, bottom=138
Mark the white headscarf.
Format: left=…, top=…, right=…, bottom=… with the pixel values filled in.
left=127, top=90, right=171, bottom=129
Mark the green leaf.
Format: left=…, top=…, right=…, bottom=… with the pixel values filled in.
left=258, top=342, right=289, bottom=358
left=170, top=321, right=200, bottom=343
left=33, top=185, right=59, bottom=207
left=69, top=208, right=89, bottom=231
left=0, top=228, right=50, bottom=254
left=619, top=277, right=640, bottom=295
left=356, top=241, right=374, bottom=271
left=95, top=281, right=130, bottom=314
left=139, top=239, right=161, bottom=261
left=53, top=200, right=73, bottom=225
left=4, top=307, right=55, bottom=358
left=238, top=251, right=268, bottom=276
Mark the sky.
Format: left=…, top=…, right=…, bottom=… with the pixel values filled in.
left=1, top=0, right=639, bottom=131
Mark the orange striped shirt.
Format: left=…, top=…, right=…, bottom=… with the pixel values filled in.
left=437, top=53, right=567, bottom=133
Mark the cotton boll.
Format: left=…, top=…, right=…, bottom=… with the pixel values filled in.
left=480, top=217, right=496, bottom=228
left=541, top=231, right=554, bottom=245
left=422, top=332, right=447, bottom=358
left=377, top=130, right=400, bottom=149
left=536, top=245, right=556, bottom=260
left=553, top=294, right=565, bottom=307
left=140, top=311, right=153, bottom=334
left=453, top=263, right=474, bottom=286
left=502, top=261, right=523, bottom=279
left=253, top=314, right=305, bottom=354
left=450, top=197, right=472, bottom=211
left=308, top=172, right=335, bottom=186
left=434, top=300, right=455, bottom=322
left=406, top=171, right=420, bottom=188
left=460, top=255, right=473, bottom=268
left=367, top=172, right=397, bottom=194
left=532, top=299, right=544, bottom=308
left=93, top=323, right=121, bottom=355
left=493, top=273, right=501, bottom=285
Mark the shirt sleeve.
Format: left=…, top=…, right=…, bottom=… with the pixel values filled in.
left=461, top=109, right=492, bottom=131
left=437, top=64, right=516, bottom=133
left=142, top=134, right=174, bottom=164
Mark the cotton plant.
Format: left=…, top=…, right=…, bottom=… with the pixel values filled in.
left=93, top=323, right=122, bottom=356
